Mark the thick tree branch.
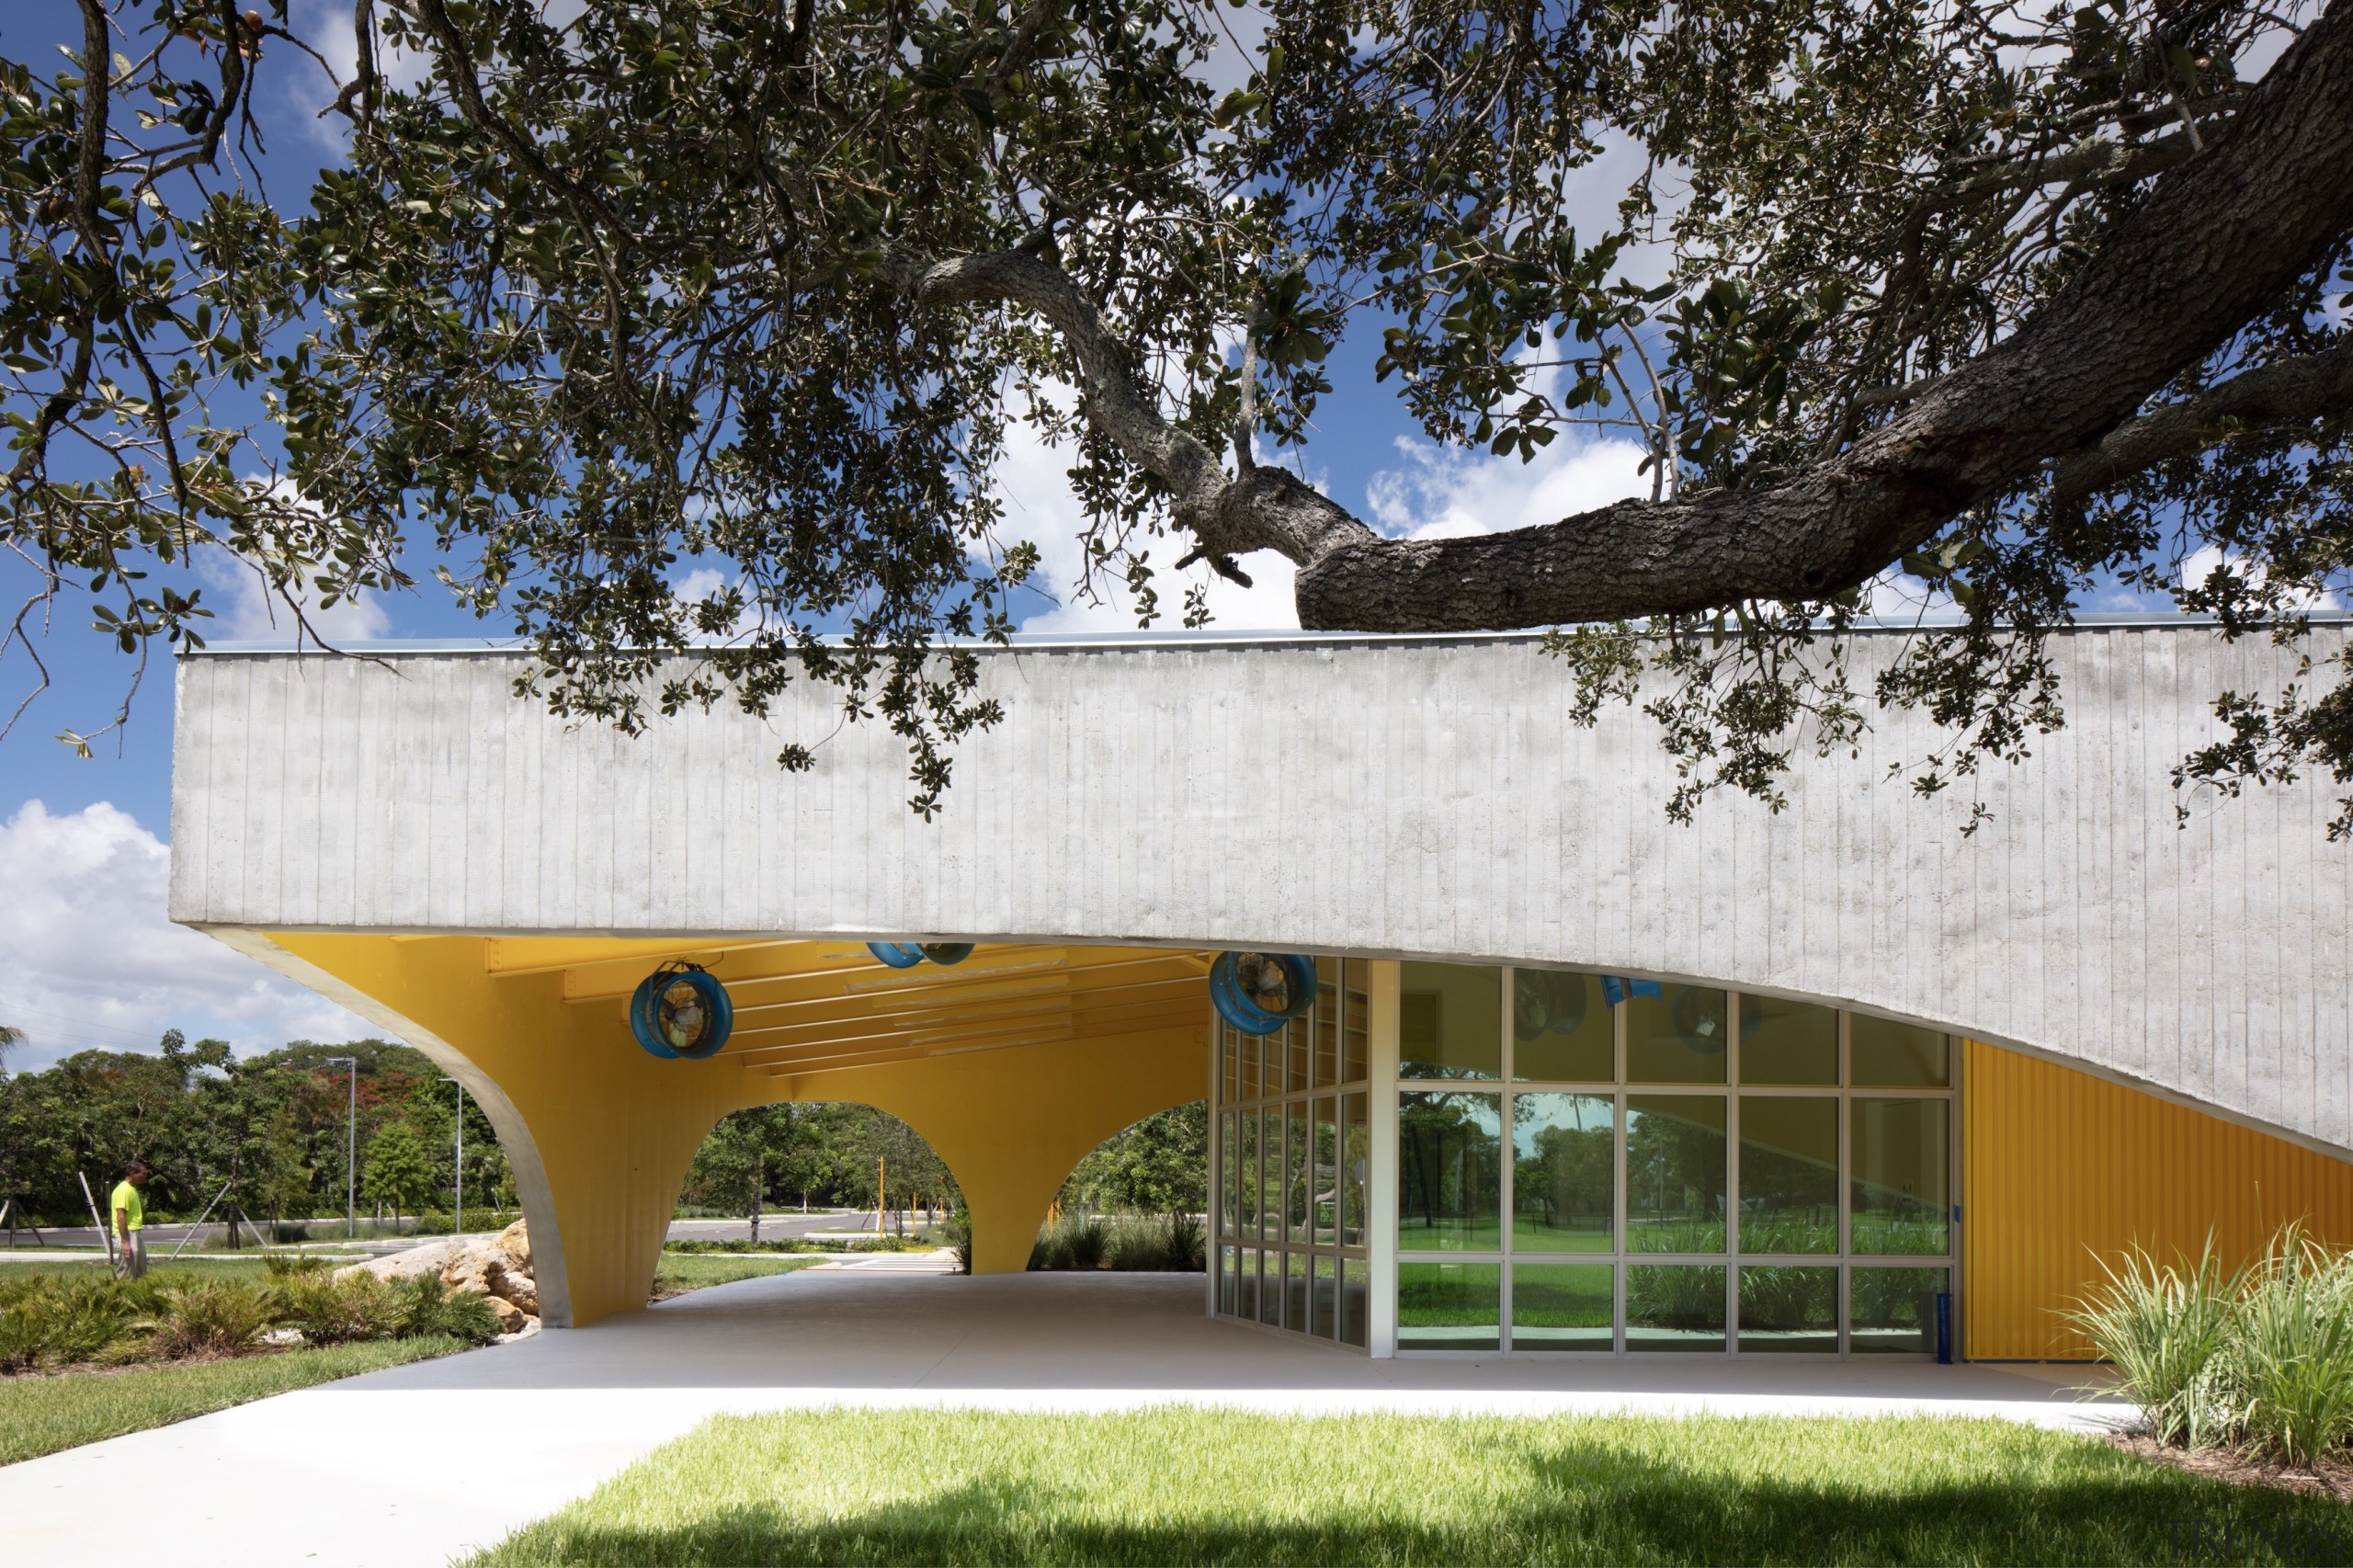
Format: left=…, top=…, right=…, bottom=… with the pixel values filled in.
left=1290, top=1, right=2353, bottom=631
left=2051, top=342, right=2353, bottom=506
left=901, top=7, right=2353, bottom=636
left=891, top=246, right=1380, bottom=571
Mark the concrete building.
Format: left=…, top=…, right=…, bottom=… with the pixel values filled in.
left=168, top=622, right=2353, bottom=1358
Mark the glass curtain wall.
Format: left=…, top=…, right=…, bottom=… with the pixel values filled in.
left=1212, top=958, right=1371, bottom=1346
left=1393, top=965, right=1956, bottom=1356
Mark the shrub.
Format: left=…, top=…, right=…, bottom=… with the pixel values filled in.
left=270, top=1271, right=407, bottom=1346
left=0, top=1274, right=142, bottom=1371
left=394, top=1275, right=502, bottom=1344
left=144, top=1278, right=273, bottom=1359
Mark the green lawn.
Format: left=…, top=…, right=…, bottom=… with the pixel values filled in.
left=0, top=1335, right=470, bottom=1465
left=473, top=1408, right=2350, bottom=1566
left=653, top=1254, right=831, bottom=1296
left=0, top=1256, right=295, bottom=1282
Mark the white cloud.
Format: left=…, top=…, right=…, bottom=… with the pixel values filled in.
left=999, top=398, right=1302, bottom=633
left=2179, top=545, right=2344, bottom=613
left=1365, top=427, right=1651, bottom=541
left=196, top=546, right=392, bottom=642
left=0, top=801, right=378, bottom=1074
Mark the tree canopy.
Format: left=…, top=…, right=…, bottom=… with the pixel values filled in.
left=5, top=0, right=2349, bottom=822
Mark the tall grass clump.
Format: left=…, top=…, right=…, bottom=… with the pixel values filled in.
left=1031, top=1211, right=1206, bottom=1272
left=2068, top=1221, right=2353, bottom=1466
left=2066, top=1242, right=2242, bottom=1449
left=2234, top=1225, right=2353, bottom=1465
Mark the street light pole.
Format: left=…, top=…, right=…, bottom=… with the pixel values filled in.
left=324, top=1056, right=358, bottom=1239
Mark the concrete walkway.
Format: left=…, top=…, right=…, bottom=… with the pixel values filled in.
left=0, top=1270, right=2130, bottom=1568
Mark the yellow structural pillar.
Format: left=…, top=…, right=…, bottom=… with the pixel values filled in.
left=773, top=1025, right=1207, bottom=1275
left=245, top=932, right=767, bottom=1327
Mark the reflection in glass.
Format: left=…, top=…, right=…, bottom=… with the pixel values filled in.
left=1511, top=1093, right=1614, bottom=1252
left=1341, top=1259, right=1368, bottom=1347
left=1741, top=996, right=1837, bottom=1084
left=1851, top=1016, right=1949, bottom=1085
left=1219, top=1245, right=1235, bottom=1315
left=1513, top=971, right=1612, bottom=1082
left=1851, top=1099, right=1949, bottom=1255
left=1625, top=1095, right=1727, bottom=1252
left=1261, top=1249, right=1283, bottom=1326
left=1219, top=1111, right=1237, bottom=1238
left=1286, top=1249, right=1308, bottom=1330
left=1314, top=959, right=1340, bottom=1087
left=1342, top=1092, right=1368, bottom=1247
left=1287, top=1105, right=1311, bottom=1244
left=1398, top=1092, right=1503, bottom=1251
left=1627, top=987, right=1730, bottom=1084
left=1626, top=1265, right=1727, bottom=1350
left=1237, top=1111, right=1258, bottom=1245
left=1399, top=962, right=1502, bottom=1080
left=1852, top=1267, right=1949, bottom=1353
left=1260, top=1108, right=1282, bottom=1241
left=1313, top=1098, right=1337, bottom=1245
left=1512, top=1263, right=1613, bottom=1351
left=1738, top=1096, right=1837, bottom=1255
left=1738, top=1267, right=1838, bottom=1352
left=1237, top=1248, right=1258, bottom=1322
left=1343, top=961, right=1370, bottom=1084
left=1313, top=1255, right=1337, bottom=1339
left=1398, top=1262, right=1501, bottom=1351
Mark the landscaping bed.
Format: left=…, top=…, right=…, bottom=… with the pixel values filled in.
left=1, top=1335, right=470, bottom=1465
left=472, top=1407, right=2353, bottom=1566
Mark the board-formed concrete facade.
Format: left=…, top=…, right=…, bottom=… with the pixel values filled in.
left=173, top=624, right=2353, bottom=1159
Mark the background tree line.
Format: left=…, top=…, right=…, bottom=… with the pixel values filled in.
left=0, top=1032, right=506, bottom=1228
left=0, top=1027, right=1209, bottom=1233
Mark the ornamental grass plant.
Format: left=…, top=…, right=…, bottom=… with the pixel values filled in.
left=2067, top=1221, right=2353, bottom=1465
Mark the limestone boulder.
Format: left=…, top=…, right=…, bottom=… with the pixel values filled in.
left=333, top=1238, right=460, bottom=1283
left=441, top=1245, right=498, bottom=1297
left=433, top=1220, right=539, bottom=1312
left=486, top=1295, right=526, bottom=1334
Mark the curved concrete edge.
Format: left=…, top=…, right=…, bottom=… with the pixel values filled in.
left=206, top=928, right=577, bottom=1329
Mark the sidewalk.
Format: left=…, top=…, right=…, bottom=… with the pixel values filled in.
left=0, top=1269, right=2129, bottom=1568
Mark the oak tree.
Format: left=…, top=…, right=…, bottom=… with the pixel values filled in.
left=5, top=0, right=2350, bottom=822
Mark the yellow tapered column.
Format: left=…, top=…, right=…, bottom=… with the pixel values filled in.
left=247, top=932, right=764, bottom=1326
left=776, top=1026, right=1206, bottom=1274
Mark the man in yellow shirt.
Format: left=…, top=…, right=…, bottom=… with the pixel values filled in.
left=110, top=1162, right=149, bottom=1280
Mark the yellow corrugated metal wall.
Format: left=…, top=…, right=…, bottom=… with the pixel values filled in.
left=1962, top=1040, right=2353, bottom=1358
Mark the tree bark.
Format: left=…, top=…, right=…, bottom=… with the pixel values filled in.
left=907, top=2, right=2353, bottom=632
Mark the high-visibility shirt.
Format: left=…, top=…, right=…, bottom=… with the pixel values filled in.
left=110, top=1180, right=143, bottom=1231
